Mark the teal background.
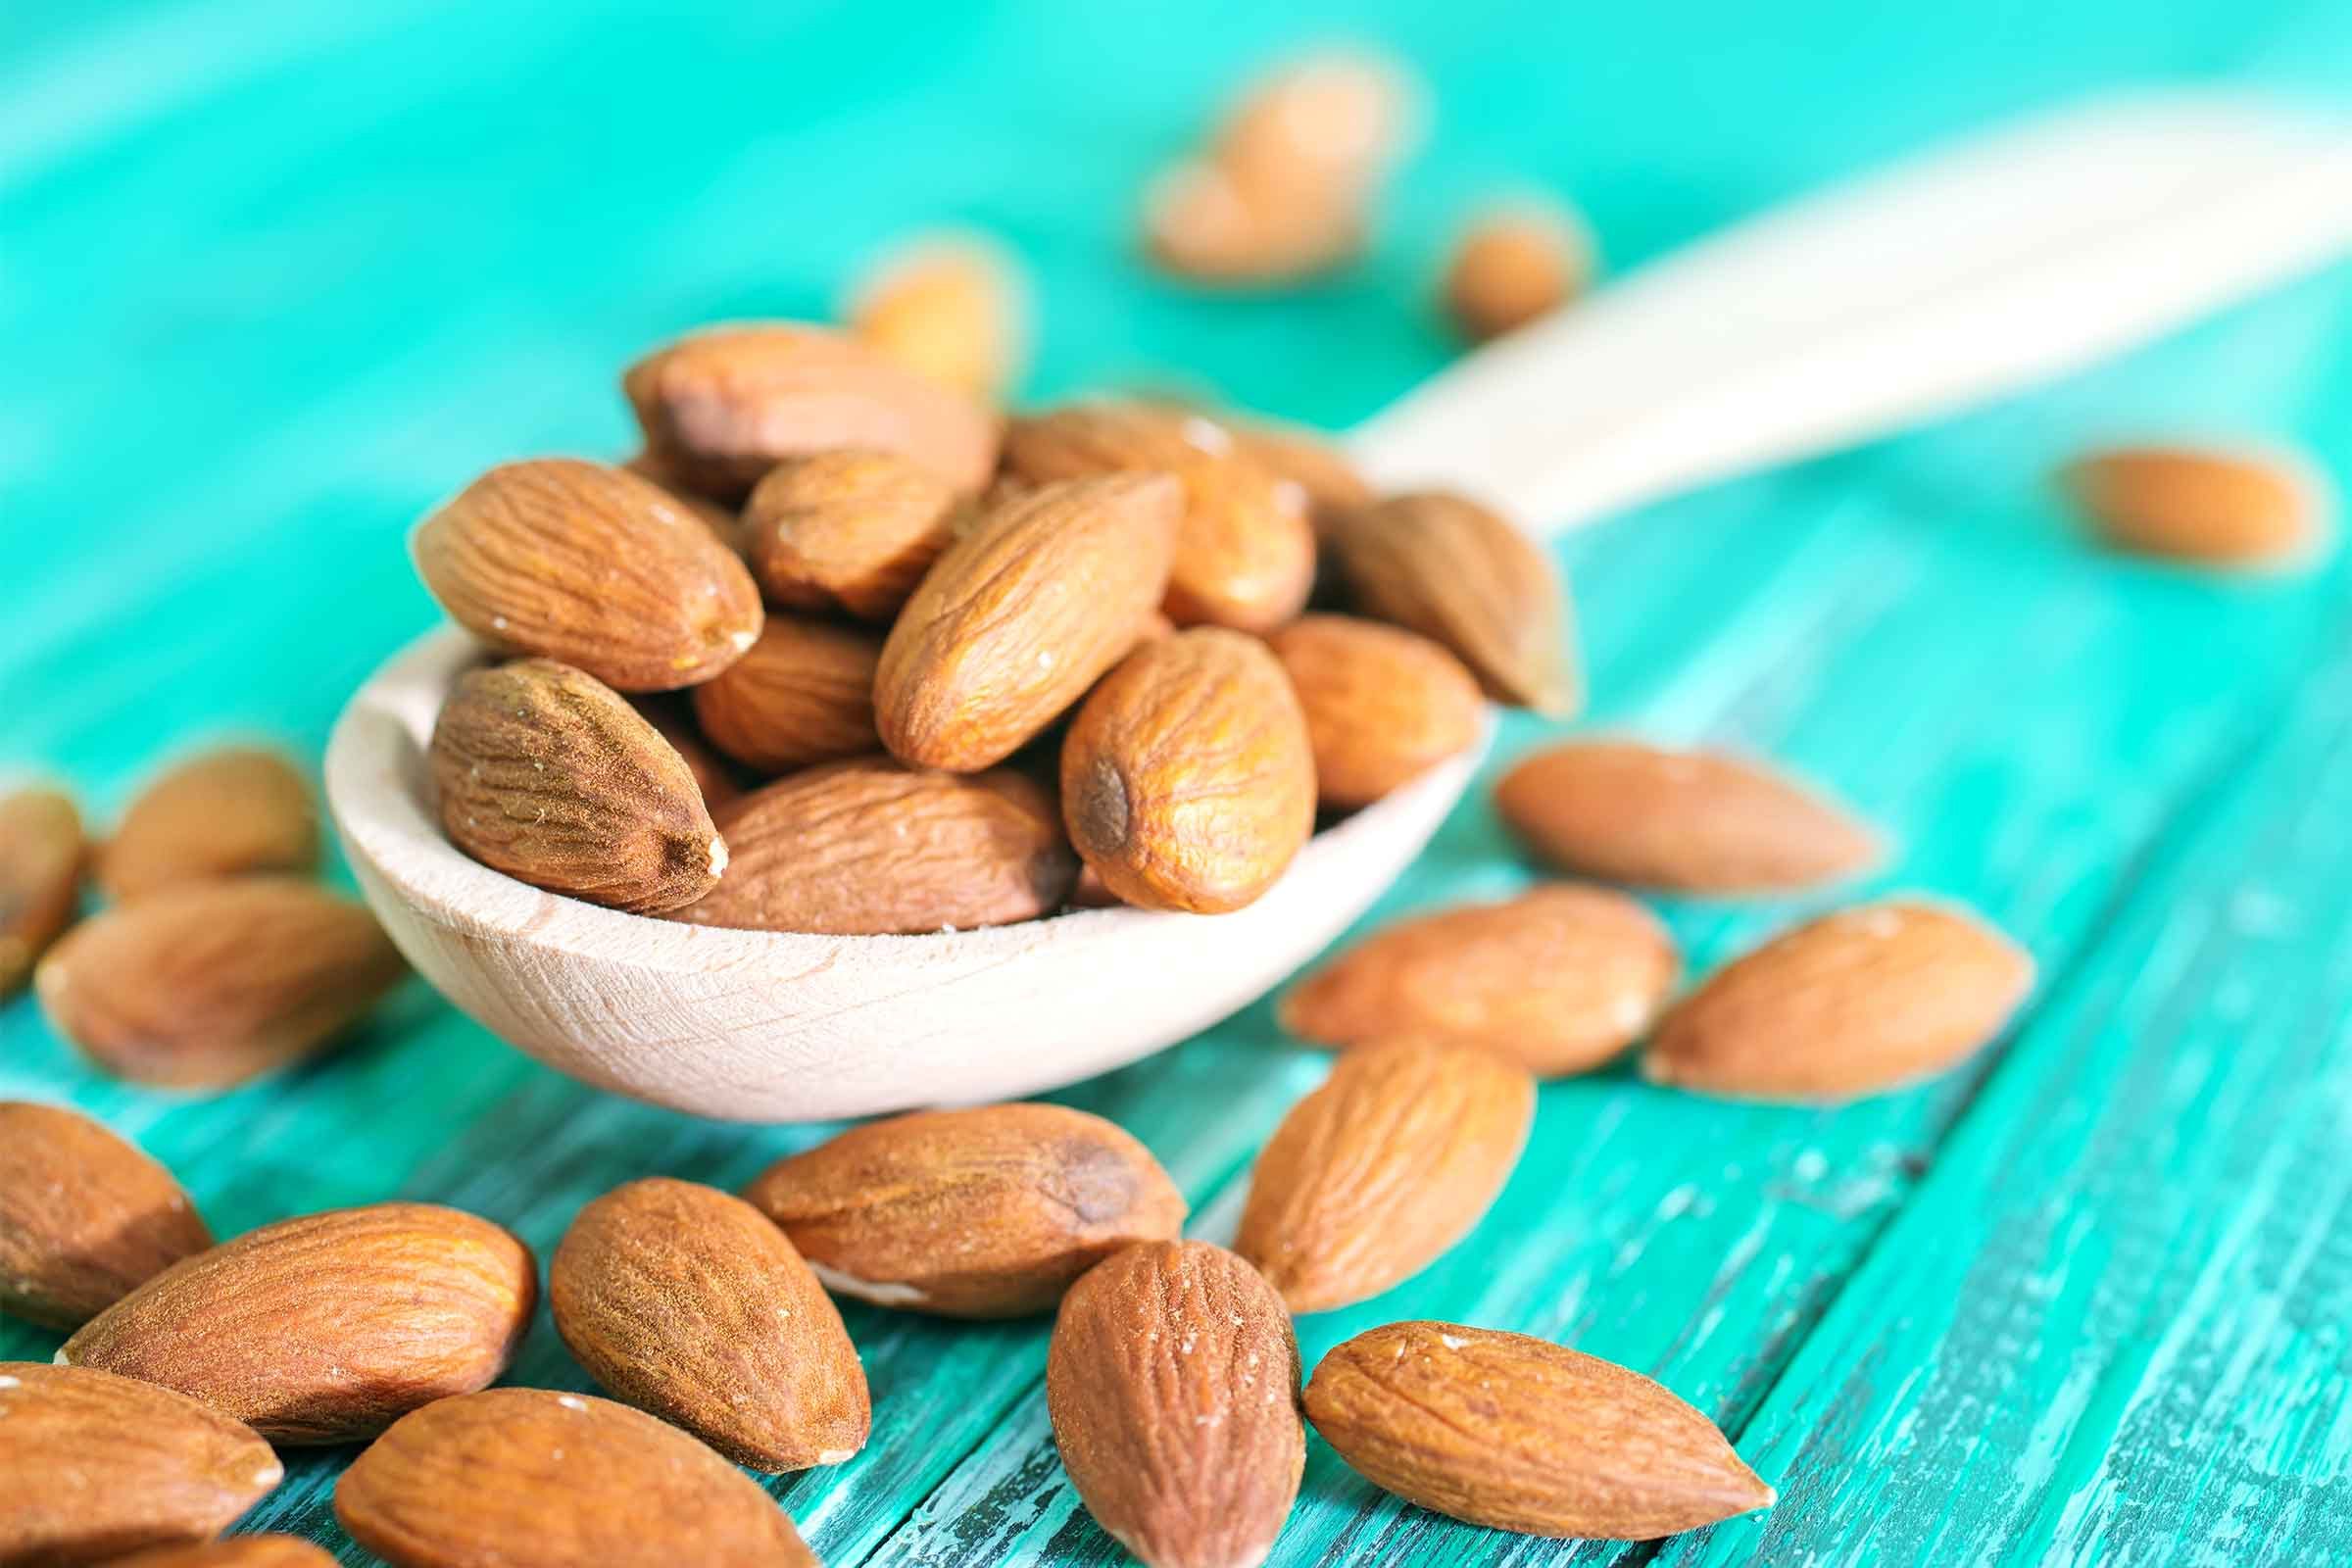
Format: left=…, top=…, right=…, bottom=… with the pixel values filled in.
left=8, top=1, right=2352, bottom=1563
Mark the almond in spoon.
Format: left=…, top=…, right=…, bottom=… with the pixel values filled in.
left=741, top=447, right=963, bottom=620
left=689, top=614, right=883, bottom=772
left=1267, top=613, right=1484, bottom=808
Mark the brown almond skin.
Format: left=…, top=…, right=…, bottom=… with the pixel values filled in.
left=689, top=615, right=883, bottom=772
left=1280, top=886, right=1678, bottom=1076
left=848, top=236, right=1028, bottom=402
left=1003, top=404, right=1316, bottom=632
left=1268, top=614, right=1485, bottom=808
left=550, top=1177, right=869, bottom=1470
left=99, top=1538, right=337, bottom=1567
left=1047, top=1242, right=1304, bottom=1568
left=744, top=1103, right=1187, bottom=1317
left=336, top=1387, right=816, bottom=1568
left=97, top=749, right=316, bottom=905
left=876, top=474, right=1182, bottom=771
left=2061, top=443, right=2330, bottom=568
left=1239, top=1040, right=1533, bottom=1314
left=413, top=458, right=764, bottom=693
left=35, top=879, right=406, bottom=1090
left=0, top=1362, right=283, bottom=1566
left=1211, top=50, right=1418, bottom=207
left=622, top=319, right=1000, bottom=500
left=0, top=1102, right=212, bottom=1331
left=1061, top=628, right=1315, bottom=914
left=628, top=694, right=744, bottom=812
left=431, top=659, right=724, bottom=913
left=0, top=787, right=83, bottom=994
left=1444, top=203, right=1590, bottom=343
left=1139, top=158, right=1367, bottom=287
left=1494, top=738, right=1882, bottom=894
left=1305, top=1322, right=1774, bottom=1539
left=1647, top=899, right=2034, bottom=1101
left=1221, top=415, right=1373, bottom=533
left=675, top=757, right=1075, bottom=935
left=742, top=447, right=963, bottom=619
left=1328, top=490, right=1577, bottom=713
left=62, top=1201, right=536, bottom=1445
left=620, top=448, right=748, bottom=552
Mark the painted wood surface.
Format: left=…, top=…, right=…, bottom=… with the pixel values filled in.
left=6, top=3, right=2352, bottom=1564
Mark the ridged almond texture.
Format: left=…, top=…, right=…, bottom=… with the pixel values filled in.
left=97, top=748, right=317, bottom=904
left=742, top=447, right=963, bottom=619
left=847, top=233, right=1029, bottom=402
left=628, top=694, right=743, bottom=812
left=35, top=878, right=406, bottom=1089
left=1061, top=627, right=1315, bottom=914
left=689, top=615, right=883, bottom=772
left=62, top=1201, right=536, bottom=1445
left=99, top=1537, right=338, bottom=1567
left=336, top=1388, right=816, bottom=1568
left=1443, top=201, right=1592, bottom=343
left=1328, top=490, right=1577, bottom=713
left=1280, top=886, right=1679, bottom=1076
left=1494, top=738, right=1883, bottom=894
left=0, top=1361, right=283, bottom=1566
left=1239, top=1040, right=1533, bottom=1313
left=744, top=1103, right=1188, bottom=1317
left=1646, top=899, right=2034, bottom=1101
left=674, top=757, right=1075, bottom=935
left=620, top=448, right=749, bottom=552
left=2061, top=442, right=2331, bottom=568
left=1047, top=1242, right=1304, bottom=1568
left=876, top=473, right=1182, bottom=771
left=431, top=659, right=724, bottom=913
left=1267, top=614, right=1485, bottom=808
left=0, top=786, right=82, bottom=994
left=1304, top=1322, right=1775, bottom=1539
left=550, top=1177, right=870, bottom=1470
left=1003, top=404, right=1316, bottom=632
left=412, top=458, right=763, bottom=692
left=621, top=319, right=1000, bottom=499
left=0, top=1101, right=212, bottom=1330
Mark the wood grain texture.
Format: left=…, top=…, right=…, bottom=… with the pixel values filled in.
left=6, top=3, right=2352, bottom=1565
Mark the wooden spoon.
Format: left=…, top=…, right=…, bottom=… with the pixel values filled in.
left=326, top=94, right=2352, bottom=1120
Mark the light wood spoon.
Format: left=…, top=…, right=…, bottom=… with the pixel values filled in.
left=327, top=93, right=2352, bottom=1120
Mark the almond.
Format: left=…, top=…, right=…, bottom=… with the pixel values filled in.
left=0, top=1362, right=283, bottom=1566
left=97, top=748, right=316, bottom=904
left=1646, top=899, right=2034, bottom=1101
left=1494, top=738, right=1882, bottom=894
left=1140, top=158, right=1366, bottom=287
left=1061, top=628, right=1316, bottom=913
left=1218, top=414, right=1373, bottom=531
left=413, top=458, right=763, bottom=692
left=431, top=659, right=725, bottom=912
left=1304, top=1322, right=1775, bottom=1539
left=1327, top=491, right=1577, bottom=713
left=550, top=1177, right=869, bottom=1470
left=688, top=615, right=882, bottom=772
left=336, top=1387, right=817, bottom=1568
left=620, top=449, right=748, bottom=550
left=741, top=448, right=962, bottom=620
left=0, top=1102, right=212, bottom=1330
left=622, top=319, right=999, bottom=499
left=743, top=1103, right=1187, bottom=1317
left=62, top=1201, right=536, bottom=1445
left=1280, top=886, right=1679, bottom=1075
left=847, top=232, right=1028, bottom=401
left=1047, top=1241, right=1303, bottom=1568
left=1210, top=50, right=1420, bottom=210
left=1003, top=404, right=1315, bottom=632
left=0, top=786, right=82, bottom=994
left=1267, top=614, right=1484, bottom=808
left=674, top=757, right=1074, bottom=935
left=2060, top=442, right=2331, bottom=568
left=628, top=694, right=744, bottom=811
left=875, top=474, right=1181, bottom=771
left=100, top=1537, right=337, bottom=1566
left=1239, top=1040, right=1533, bottom=1313
left=35, top=878, right=406, bottom=1089
left=1443, top=200, right=1592, bottom=342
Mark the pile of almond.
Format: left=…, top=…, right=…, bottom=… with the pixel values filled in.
left=413, top=320, right=1569, bottom=931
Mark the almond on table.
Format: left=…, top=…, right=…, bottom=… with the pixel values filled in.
left=1304, top=1322, right=1774, bottom=1540
left=1239, top=1038, right=1535, bottom=1313
left=1268, top=613, right=1486, bottom=808
left=0, top=785, right=82, bottom=993
left=97, top=747, right=316, bottom=903
left=1280, top=885, right=1679, bottom=1075
left=2060, top=442, right=2332, bottom=569
left=1494, top=737, right=1883, bottom=894
left=0, top=1101, right=212, bottom=1330
left=1443, top=198, right=1593, bottom=342
left=98, top=1537, right=338, bottom=1566
left=744, top=1102, right=1186, bottom=1317
left=846, top=231, right=1029, bottom=402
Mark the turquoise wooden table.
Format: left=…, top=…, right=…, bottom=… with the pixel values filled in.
left=8, top=2, right=2352, bottom=1563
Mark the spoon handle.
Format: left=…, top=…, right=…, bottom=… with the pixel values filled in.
left=1349, top=93, right=2352, bottom=534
